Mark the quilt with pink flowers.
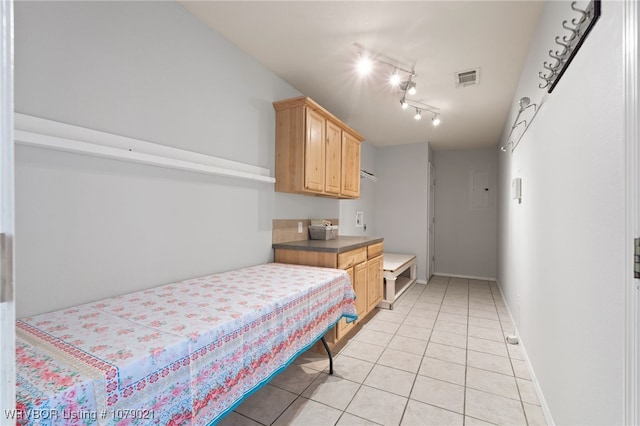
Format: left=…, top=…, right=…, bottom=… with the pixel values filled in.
left=15, top=263, right=356, bottom=425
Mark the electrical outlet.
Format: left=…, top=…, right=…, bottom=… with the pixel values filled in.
left=297, top=222, right=303, bottom=233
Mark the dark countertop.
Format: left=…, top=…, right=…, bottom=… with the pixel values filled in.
left=272, top=236, right=383, bottom=253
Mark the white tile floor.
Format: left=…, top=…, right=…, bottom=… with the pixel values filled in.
left=219, top=276, right=548, bottom=426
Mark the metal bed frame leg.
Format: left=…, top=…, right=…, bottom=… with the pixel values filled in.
left=320, top=337, right=333, bottom=375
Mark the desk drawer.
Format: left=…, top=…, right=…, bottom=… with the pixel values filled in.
left=338, top=247, right=367, bottom=269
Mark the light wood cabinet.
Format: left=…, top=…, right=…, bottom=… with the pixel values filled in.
left=353, top=261, right=368, bottom=318
left=337, top=247, right=367, bottom=269
left=273, top=240, right=383, bottom=345
left=336, top=262, right=367, bottom=340
left=367, top=242, right=384, bottom=259
left=273, top=96, right=363, bottom=199
left=341, top=131, right=361, bottom=198
left=304, top=108, right=326, bottom=192
left=325, top=120, right=342, bottom=195
left=367, top=255, right=384, bottom=312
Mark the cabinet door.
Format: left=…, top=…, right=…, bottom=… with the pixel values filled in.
left=336, top=267, right=355, bottom=340
left=341, top=132, right=361, bottom=198
left=354, top=261, right=368, bottom=318
left=367, top=255, right=383, bottom=312
left=325, top=120, right=342, bottom=195
left=304, top=108, right=325, bottom=192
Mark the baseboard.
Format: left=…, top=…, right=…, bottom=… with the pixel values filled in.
left=494, top=280, right=555, bottom=426
left=417, top=279, right=428, bottom=285
left=433, top=272, right=497, bottom=281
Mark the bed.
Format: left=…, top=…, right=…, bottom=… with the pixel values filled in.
left=15, top=263, right=356, bottom=425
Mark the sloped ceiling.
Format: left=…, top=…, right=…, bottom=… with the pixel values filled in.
left=181, top=1, right=543, bottom=150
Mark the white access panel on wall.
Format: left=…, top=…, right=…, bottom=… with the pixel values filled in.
left=469, top=169, right=494, bottom=210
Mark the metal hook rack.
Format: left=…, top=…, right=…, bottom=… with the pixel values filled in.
left=538, top=0, right=601, bottom=93
left=499, top=97, right=539, bottom=153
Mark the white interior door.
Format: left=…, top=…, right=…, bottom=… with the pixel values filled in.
left=0, top=0, right=14, bottom=414
left=428, top=162, right=435, bottom=279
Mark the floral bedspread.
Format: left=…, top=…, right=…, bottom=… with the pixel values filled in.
left=15, top=263, right=356, bottom=425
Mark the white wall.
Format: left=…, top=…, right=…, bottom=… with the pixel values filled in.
left=497, top=1, right=626, bottom=424
left=374, top=142, right=429, bottom=281
left=15, top=1, right=339, bottom=318
left=434, top=148, right=498, bottom=279
left=339, top=142, right=377, bottom=236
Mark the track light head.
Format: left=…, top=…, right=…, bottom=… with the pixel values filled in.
left=357, top=55, right=373, bottom=76
left=414, top=109, right=422, bottom=120
left=432, top=114, right=441, bottom=126
left=400, top=80, right=417, bottom=96
left=390, top=72, right=401, bottom=87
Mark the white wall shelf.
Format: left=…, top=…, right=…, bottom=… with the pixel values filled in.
left=14, top=114, right=275, bottom=184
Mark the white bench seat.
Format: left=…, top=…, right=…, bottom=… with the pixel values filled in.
left=378, top=253, right=417, bottom=310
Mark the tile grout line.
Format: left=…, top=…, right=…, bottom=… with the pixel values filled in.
left=343, top=281, right=425, bottom=425
left=462, top=276, right=470, bottom=425
left=397, top=277, right=431, bottom=425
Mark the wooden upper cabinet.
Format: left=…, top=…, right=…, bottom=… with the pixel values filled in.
left=273, top=96, right=364, bottom=199
left=341, top=131, right=361, bottom=198
left=304, top=108, right=326, bottom=192
left=325, top=120, right=342, bottom=195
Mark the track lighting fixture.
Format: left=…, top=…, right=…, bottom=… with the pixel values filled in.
left=353, top=43, right=442, bottom=126
left=401, top=98, right=440, bottom=127
left=400, top=98, right=440, bottom=127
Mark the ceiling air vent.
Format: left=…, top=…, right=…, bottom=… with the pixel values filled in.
left=455, top=68, right=479, bottom=87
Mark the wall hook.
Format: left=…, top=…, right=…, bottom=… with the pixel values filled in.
left=538, top=71, right=552, bottom=88
left=549, top=50, right=563, bottom=62
left=543, top=61, right=560, bottom=72
left=562, top=21, right=579, bottom=42
left=570, top=1, right=588, bottom=25
left=554, top=36, right=570, bottom=53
